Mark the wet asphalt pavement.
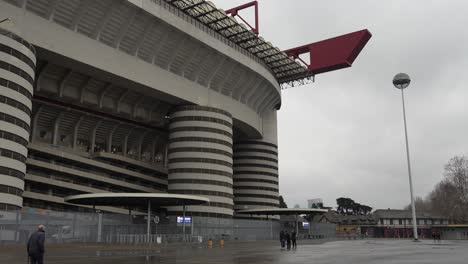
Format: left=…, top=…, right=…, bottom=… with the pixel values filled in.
left=1, top=239, right=467, bottom=264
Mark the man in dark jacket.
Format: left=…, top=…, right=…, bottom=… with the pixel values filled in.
left=285, top=231, right=291, bottom=250
left=291, top=231, right=297, bottom=249
left=27, top=225, right=45, bottom=264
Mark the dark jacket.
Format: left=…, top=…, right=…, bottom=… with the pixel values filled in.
left=27, top=230, right=45, bottom=255
left=292, top=232, right=297, bottom=241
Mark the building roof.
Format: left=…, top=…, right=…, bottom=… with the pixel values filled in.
left=373, top=209, right=446, bottom=220
left=236, top=208, right=328, bottom=216
left=280, top=215, right=307, bottom=222
left=316, top=210, right=376, bottom=225
left=64, top=193, right=209, bottom=207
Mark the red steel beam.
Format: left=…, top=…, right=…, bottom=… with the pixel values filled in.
left=225, top=1, right=259, bottom=35
left=283, top=29, right=372, bottom=75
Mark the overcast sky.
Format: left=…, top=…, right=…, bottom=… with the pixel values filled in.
left=213, top=0, right=468, bottom=210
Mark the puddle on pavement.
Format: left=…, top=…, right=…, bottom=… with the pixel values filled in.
left=96, top=249, right=161, bottom=257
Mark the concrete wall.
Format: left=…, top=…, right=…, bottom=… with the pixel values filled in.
left=442, top=228, right=468, bottom=240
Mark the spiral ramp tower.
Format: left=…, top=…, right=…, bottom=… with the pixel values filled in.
left=0, top=29, right=35, bottom=211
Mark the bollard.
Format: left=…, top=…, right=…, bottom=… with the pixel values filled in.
left=220, top=239, right=224, bottom=248
left=208, top=238, right=213, bottom=248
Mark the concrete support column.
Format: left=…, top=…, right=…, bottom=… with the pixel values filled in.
left=167, top=105, right=234, bottom=218
left=0, top=30, right=36, bottom=209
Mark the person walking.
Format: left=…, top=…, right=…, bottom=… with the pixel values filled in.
left=291, top=231, right=297, bottom=249
left=285, top=231, right=291, bottom=250
left=279, top=230, right=285, bottom=248
left=27, top=225, right=45, bottom=264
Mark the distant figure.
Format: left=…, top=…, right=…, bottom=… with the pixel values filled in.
left=279, top=230, right=285, bottom=248
left=285, top=231, right=291, bottom=250
left=291, top=231, right=297, bottom=249
left=27, top=224, right=46, bottom=264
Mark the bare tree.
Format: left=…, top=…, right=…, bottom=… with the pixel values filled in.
left=408, top=156, right=468, bottom=223
left=404, top=196, right=431, bottom=213
left=429, top=180, right=465, bottom=223
left=444, top=156, right=468, bottom=206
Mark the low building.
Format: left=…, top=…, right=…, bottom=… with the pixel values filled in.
left=316, top=210, right=375, bottom=226
left=315, top=209, right=450, bottom=239
left=372, top=209, right=448, bottom=238
left=315, top=210, right=375, bottom=238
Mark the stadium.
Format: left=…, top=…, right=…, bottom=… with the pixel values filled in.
left=0, top=0, right=370, bottom=241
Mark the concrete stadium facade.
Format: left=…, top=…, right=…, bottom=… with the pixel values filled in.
left=0, top=0, right=282, bottom=219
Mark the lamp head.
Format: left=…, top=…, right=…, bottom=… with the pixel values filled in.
left=393, top=73, right=411, bottom=89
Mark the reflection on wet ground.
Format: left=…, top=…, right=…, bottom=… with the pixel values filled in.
left=1, top=239, right=468, bottom=264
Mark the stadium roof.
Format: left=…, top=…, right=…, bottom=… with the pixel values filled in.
left=163, top=0, right=312, bottom=88
left=163, top=0, right=371, bottom=89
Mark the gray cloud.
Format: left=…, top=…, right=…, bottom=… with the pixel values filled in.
left=214, top=0, right=468, bottom=209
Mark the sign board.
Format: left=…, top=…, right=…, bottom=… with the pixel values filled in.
left=176, top=216, right=191, bottom=223
left=154, top=216, right=160, bottom=224
left=302, top=222, right=310, bottom=228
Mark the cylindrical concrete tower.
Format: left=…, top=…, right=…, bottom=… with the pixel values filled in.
left=0, top=29, right=35, bottom=210
left=233, top=140, right=280, bottom=213
left=167, top=105, right=234, bottom=218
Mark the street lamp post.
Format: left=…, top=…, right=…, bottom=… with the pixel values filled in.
left=393, top=73, right=418, bottom=241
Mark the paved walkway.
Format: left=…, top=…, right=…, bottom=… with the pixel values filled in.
left=1, top=239, right=467, bottom=263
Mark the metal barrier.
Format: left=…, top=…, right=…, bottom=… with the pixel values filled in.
left=1, top=208, right=337, bottom=244
left=106, top=234, right=204, bottom=245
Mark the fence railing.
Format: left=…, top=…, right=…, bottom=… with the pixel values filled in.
left=1, top=209, right=337, bottom=244
left=107, top=234, right=204, bottom=244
